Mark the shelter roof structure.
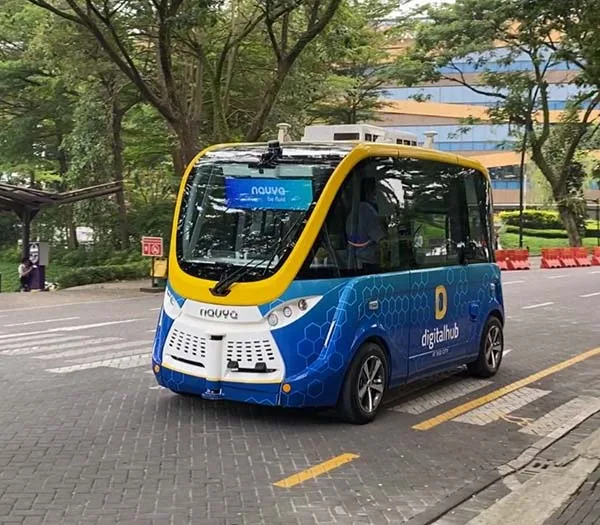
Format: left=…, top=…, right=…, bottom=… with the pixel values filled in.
left=0, top=181, right=122, bottom=218
left=0, top=181, right=122, bottom=258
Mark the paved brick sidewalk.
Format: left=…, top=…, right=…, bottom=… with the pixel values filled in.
left=546, top=465, right=600, bottom=525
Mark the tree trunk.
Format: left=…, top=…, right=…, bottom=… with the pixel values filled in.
left=556, top=201, right=582, bottom=246
left=245, top=70, right=288, bottom=142
left=172, top=120, right=201, bottom=176
left=110, top=106, right=130, bottom=250
left=66, top=205, right=79, bottom=250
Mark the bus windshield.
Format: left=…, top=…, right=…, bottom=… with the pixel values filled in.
left=176, top=144, right=350, bottom=283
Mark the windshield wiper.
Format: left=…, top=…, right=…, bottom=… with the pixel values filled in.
left=209, top=211, right=309, bottom=297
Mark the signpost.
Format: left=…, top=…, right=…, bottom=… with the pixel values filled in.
left=142, top=236, right=163, bottom=257
left=141, top=236, right=165, bottom=290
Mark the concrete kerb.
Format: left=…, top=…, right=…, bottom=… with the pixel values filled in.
left=407, top=402, right=600, bottom=525
left=466, top=428, right=600, bottom=525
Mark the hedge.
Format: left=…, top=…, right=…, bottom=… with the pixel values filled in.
left=504, top=225, right=568, bottom=239
left=498, top=210, right=563, bottom=229
left=56, top=262, right=149, bottom=289
left=505, top=225, right=599, bottom=239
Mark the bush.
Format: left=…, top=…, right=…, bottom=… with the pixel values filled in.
left=56, top=262, right=148, bottom=289
left=498, top=210, right=563, bottom=229
left=53, top=247, right=143, bottom=268
left=504, top=226, right=569, bottom=239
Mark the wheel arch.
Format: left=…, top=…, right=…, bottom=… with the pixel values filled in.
left=336, top=334, right=392, bottom=405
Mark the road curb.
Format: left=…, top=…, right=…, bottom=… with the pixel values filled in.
left=407, top=403, right=600, bottom=524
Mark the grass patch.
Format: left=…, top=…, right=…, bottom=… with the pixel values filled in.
left=499, top=233, right=599, bottom=255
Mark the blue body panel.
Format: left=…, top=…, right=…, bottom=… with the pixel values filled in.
left=152, top=264, right=504, bottom=408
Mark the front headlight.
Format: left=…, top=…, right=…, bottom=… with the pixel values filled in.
left=163, top=287, right=182, bottom=319
left=264, top=296, right=322, bottom=329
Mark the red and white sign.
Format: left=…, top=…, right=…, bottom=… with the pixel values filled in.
left=142, top=236, right=163, bottom=257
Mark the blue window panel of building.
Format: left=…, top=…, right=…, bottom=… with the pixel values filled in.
left=438, top=60, right=573, bottom=74
left=491, top=180, right=521, bottom=190
left=436, top=141, right=511, bottom=151
left=379, top=84, right=585, bottom=107
left=387, top=124, right=516, bottom=147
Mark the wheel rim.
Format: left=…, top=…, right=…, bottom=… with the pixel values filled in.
left=485, top=325, right=502, bottom=370
left=357, top=355, right=385, bottom=414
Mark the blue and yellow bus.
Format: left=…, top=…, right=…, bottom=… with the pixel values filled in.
left=152, top=126, right=505, bottom=424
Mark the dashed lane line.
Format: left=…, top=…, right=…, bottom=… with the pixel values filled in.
left=33, top=340, right=151, bottom=360
left=547, top=275, right=568, bottom=279
left=522, top=302, right=554, bottom=310
left=412, top=346, right=600, bottom=431
left=390, top=378, right=493, bottom=415
left=3, top=316, right=80, bottom=327
left=273, top=453, right=360, bottom=489
left=46, top=354, right=149, bottom=373
left=0, top=335, right=91, bottom=354
left=0, top=296, right=151, bottom=313
left=2, top=337, right=119, bottom=356
left=502, top=280, right=525, bottom=285
left=0, top=319, right=142, bottom=339
left=452, top=387, right=550, bottom=426
left=580, top=291, right=600, bottom=298
left=518, top=396, right=600, bottom=436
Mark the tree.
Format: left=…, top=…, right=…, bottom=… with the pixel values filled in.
left=307, top=0, right=401, bottom=125
left=27, top=0, right=343, bottom=173
left=394, top=0, right=600, bottom=246
left=0, top=0, right=79, bottom=247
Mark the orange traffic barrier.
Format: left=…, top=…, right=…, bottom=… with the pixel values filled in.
left=495, top=250, right=510, bottom=270
left=560, top=248, right=579, bottom=267
left=592, top=247, right=600, bottom=266
left=559, top=248, right=578, bottom=267
left=507, top=249, right=530, bottom=270
left=541, top=248, right=563, bottom=269
left=573, top=247, right=592, bottom=267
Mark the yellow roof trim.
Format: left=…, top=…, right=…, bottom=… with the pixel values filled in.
left=168, top=142, right=489, bottom=306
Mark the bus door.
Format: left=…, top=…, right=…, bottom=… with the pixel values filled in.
left=345, top=158, right=413, bottom=385
left=407, top=172, right=473, bottom=377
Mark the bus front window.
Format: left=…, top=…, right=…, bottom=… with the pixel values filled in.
left=176, top=146, right=345, bottom=283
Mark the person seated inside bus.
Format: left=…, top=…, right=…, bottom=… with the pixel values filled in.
left=345, top=177, right=387, bottom=273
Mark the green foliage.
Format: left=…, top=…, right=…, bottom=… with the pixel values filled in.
left=51, top=247, right=142, bottom=268
left=504, top=225, right=568, bottom=239
left=395, top=0, right=600, bottom=245
left=498, top=210, right=564, bottom=229
left=55, top=262, right=149, bottom=289
left=500, top=232, right=599, bottom=256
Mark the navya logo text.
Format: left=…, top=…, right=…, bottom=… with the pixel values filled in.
left=421, top=323, right=460, bottom=350
left=251, top=186, right=286, bottom=196
left=198, top=308, right=239, bottom=320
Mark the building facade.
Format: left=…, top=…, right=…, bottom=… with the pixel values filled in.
left=372, top=47, right=600, bottom=212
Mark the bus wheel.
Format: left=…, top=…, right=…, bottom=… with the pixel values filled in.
left=339, top=342, right=388, bottom=424
left=467, top=316, right=504, bottom=378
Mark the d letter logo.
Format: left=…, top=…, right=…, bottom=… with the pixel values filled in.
left=435, top=285, right=447, bottom=320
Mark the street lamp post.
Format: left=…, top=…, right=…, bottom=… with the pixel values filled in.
left=586, top=197, right=600, bottom=246
left=595, top=198, right=599, bottom=247
left=518, top=120, right=528, bottom=249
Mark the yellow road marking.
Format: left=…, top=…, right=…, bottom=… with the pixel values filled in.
left=413, top=346, right=600, bottom=431
left=273, top=453, right=359, bottom=488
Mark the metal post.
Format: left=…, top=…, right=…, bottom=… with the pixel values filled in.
left=518, top=124, right=528, bottom=249
left=22, top=208, right=31, bottom=259
left=151, top=257, right=156, bottom=288
left=596, top=198, right=599, bottom=247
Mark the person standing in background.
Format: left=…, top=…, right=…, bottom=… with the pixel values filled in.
left=18, top=257, right=33, bottom=292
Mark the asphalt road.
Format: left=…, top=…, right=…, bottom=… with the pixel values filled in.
left=0, top=267, right=599, bottom=524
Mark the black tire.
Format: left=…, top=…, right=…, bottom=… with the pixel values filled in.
left=467, top=316, right=504, bottom=378
left=338, top=341, right=388, bottom=424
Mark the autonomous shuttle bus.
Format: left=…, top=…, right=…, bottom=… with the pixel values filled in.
left=151, top=124, right=504, bottom=423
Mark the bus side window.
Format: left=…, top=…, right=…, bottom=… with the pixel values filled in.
left=464, top=170, right=492, bottom=262
left=399, top=159, right=467, bottom=268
